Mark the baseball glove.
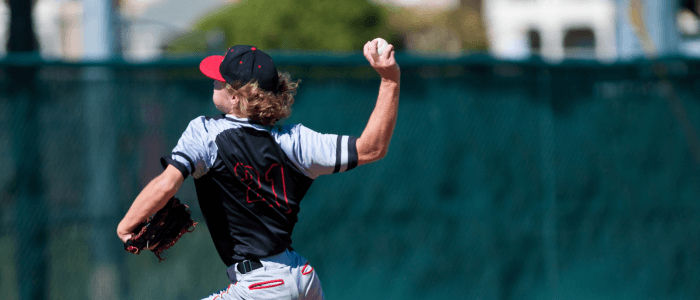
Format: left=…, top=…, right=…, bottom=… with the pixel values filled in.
left=124, top=197, right=197, bottom=262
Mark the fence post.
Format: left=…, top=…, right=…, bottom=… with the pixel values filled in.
left=7, top=0, right=47, bottom=299
left=83, top=0, right=120, bottom=299
left=538, top=66, right=559, bottom=299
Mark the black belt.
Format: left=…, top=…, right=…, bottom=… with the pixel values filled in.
left=226, top=246, right=295, bottom=283
left=226, top=258, right=262, bottom=283
left=238, top=246, right=294, bottom=274
left=237, top=258, right=263, bottom=274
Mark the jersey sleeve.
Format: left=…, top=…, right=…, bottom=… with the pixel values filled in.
left=160, top=117, right=214, bottom=179
left=277, top=124, right=358, bottom=179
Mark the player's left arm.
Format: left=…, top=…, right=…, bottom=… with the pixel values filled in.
left=117, top=165, right=185, bottom=243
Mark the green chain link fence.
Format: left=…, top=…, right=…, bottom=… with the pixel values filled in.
left=1, top=54, right=699, bottom=299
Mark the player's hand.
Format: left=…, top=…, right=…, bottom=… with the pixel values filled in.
left=118, top=231, right=133, bottom=244
left=118, top=231, right=159, bottom=250
left=363, top=40, right=400, bottom=82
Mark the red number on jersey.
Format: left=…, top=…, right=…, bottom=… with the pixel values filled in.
left=233, top=162, right=291, bottom=214
left=265, top=164, right=291, bottom=214
left=233, top=162, right=265, bottom=204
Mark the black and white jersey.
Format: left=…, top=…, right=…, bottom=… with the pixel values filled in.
left=161, top=114, right=358, bottom=266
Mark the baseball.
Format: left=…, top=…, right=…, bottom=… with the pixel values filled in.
left=372, top=37, right=388, bottom=56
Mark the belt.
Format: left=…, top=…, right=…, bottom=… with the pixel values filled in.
left=226, top=258, right=263, bottom=283
left=226, top=246, right=295, bottom=283
left=238, top=246, right=294, bottom=274
left=237, top=258, right=263, bottom=274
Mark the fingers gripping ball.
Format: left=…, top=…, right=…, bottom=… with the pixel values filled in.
left=124, top=197, right=197, bottom=262
left=372, top=37, right=389, bottom=59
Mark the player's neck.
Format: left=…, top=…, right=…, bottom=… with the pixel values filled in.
left=226, top=111, right=246, bottom=119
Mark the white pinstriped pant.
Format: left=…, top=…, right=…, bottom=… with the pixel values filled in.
left=202, top=249, right=325, bottom=300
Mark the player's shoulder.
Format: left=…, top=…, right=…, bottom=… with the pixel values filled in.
left=272, top=122, right=299, bottom=131
left=191, top=114, right=227, bottom=124
left=272, top=123, right=315, bottom=136
left=184, top=114, right=227, bottom=129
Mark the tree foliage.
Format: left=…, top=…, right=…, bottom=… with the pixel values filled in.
left=387, top=5, right=488, bottom=53
left=165, top=0, right=401, bottom=54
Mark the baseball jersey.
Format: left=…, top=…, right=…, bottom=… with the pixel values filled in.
left=161, top=114, right=358, bottom=267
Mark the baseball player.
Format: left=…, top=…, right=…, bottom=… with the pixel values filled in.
left=116, top=40, right=399, bottom=299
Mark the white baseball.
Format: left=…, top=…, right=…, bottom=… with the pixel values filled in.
left=372, top=38, right=388, bottom=56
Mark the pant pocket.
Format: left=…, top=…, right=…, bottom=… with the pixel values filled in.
left=239, top=268, right=296, bottom=300
left=249, top=279, right=285, bottom=290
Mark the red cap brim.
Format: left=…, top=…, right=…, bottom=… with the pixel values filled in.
left=199, top=55, right=226, bottom=82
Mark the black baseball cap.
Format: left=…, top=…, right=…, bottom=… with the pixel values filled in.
left=199, top=45, right=279, bottom=93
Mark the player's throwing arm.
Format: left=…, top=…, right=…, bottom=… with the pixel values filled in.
left=357, top=38, right=401, bottom=165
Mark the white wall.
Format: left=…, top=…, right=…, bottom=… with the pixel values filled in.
left=484, top=0, right=617, bottom=62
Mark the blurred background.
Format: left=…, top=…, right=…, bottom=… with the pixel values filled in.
left=1, top=0, right=700, bottom=299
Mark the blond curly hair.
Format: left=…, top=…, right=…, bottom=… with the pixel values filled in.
left=226, top=72, right=300, bottom=126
